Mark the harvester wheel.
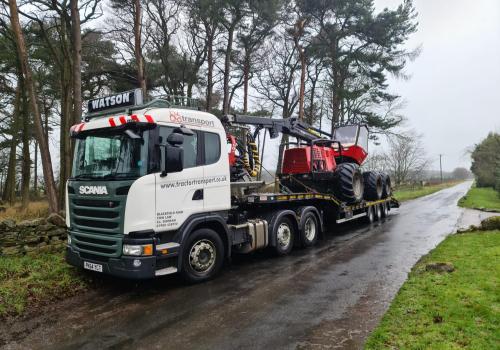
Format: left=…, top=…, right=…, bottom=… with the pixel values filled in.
left=380, top=173, right=392, bottom=198
left=334, top=163, right=364, bottom=203
left=363, top=171, right=383, bottom=200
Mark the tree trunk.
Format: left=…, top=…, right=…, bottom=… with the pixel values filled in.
left=243, top=54, right=250, bottom=113
left=33, top=140, right=38, bottom=195
left=222, top=23, right=236, bottom=114
left=205, top=28, right=214, bottom=111
left=134, top=0, right=147, bottom=97
left=71, top=0, right=82, bottom=126
left=20, top=82, right=30, bottom=209
left=296, top=43, right=306, bottom=121
left=3, top=86, right=20, bottom=205
left=8, top=0, right=59, bottom=213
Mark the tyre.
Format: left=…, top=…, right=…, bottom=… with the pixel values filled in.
left=274, top=216, right=295, bottom=255
left=300, top=212, right=319, bottom=248
left=180, top=228, right=224, bottom=283
left=380, top=173, right=392, bottom=198
left=381, top=202, right=389, bottom=218
left=374, top=204, right=382, bottom=221
left=365, top=206, right=375, bottom=224
left=334, top=163, right=364, bottom=203
left=363, top=171, right=383, bottom=200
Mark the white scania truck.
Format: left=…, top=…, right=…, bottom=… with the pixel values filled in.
left=66, top=90, right=397, bottom=282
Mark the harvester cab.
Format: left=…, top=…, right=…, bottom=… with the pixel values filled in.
left=332, top=124, right=369, bottom=166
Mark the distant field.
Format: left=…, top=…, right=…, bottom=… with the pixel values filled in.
left=365, top=230, right=500, bottom=349
left=393, top=181, right=461, bottom=202
left=458, top=186, right=500, bottom=212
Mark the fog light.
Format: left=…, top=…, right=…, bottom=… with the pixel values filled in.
left=133, top=259, right=142, bottom=267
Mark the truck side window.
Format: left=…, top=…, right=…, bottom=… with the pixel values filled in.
left=160, top=126, right=198, bottom=168
left=204, top=132, right=221, bottom=165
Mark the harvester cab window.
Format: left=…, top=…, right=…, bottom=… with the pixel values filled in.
left=204, top=132, right=221, bottom=165
left=357, top=126, right=369, bottom=151
left=333, top=125, right=358, bottom=146
left=160, top=126, right=198, bottom=168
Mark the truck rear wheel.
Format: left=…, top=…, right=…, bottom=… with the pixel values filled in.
left=374, top=204, right=382, bottom=221
left=181, top=228, right=224, bottom=283
left=363, top=171, right=383, bottom=200
left=274, top=217, right=295, bottom=255
left=300, top=212, right=319, bottom=247
left=334, top=163, right=364, bottom=203
left=381, top=202, right=389, bottom=218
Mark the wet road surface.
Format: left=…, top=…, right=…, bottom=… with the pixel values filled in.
left=1, top=181, right=490, bottom=350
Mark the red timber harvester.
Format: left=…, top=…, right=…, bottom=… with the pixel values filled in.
left=223, top=114, right=392, bottom=203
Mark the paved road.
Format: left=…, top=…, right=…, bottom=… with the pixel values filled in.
left=1, top=181, right=489, bottom=350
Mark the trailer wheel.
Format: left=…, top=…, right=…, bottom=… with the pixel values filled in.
left=365, top=206, right=375, bottom=224
left=300, top=212, right=319, bottom=247
left=374, top=204, right=382, bottom=221
left=381, top=202, right=389, bottom=218
left=380, top=173, right=392, bottom=198
left=363, top=171, right=383, bottom=200
left=181, top=228, right=224, bottom=283
left=274, top=217, right=295, bottom=255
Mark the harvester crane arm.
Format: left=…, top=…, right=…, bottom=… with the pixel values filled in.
left=222, top=114, right=331, bottom=143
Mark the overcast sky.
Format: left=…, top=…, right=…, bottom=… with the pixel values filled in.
left=375, top=0, right=500, bottom=171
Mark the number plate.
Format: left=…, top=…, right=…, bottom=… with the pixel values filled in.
left=83, top=261, right=103, bottom=272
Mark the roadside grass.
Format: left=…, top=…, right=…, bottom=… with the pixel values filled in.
left=365, top=230, right=500, bottom=350
left=393, top=181, right=461, bottom=202
left=0, top=200, right=49, bottom=222
left=458, top=186, right=500, bottom=212
left=0, top=250, right=90, bottom=318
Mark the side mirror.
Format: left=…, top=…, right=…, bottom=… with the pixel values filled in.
left=167, top=133, right=184, bottom=146
left=160, top=133, right=184, bottom=177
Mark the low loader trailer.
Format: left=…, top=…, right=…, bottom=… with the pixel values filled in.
left=65, top=90, right=398, bottom=282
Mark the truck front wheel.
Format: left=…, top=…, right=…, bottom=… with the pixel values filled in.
left=181, top=228, right=224, bottom=283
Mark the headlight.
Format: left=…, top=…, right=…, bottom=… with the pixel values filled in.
left=123, top=244, right=153, bottom=256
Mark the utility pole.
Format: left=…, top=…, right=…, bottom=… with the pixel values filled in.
left=439, top=154, right=443, bottom=183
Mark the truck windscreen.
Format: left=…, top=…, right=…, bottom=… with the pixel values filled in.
left=71, top=130, right=149, bottom=180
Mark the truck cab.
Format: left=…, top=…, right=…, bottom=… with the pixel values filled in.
left=66, top=92, right=231, bottom=280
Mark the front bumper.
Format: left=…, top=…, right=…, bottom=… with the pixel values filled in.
left=66, top=245, right=178, bottom=280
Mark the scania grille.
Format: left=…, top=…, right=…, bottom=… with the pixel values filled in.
left=68, top=181, right=131, bottom=258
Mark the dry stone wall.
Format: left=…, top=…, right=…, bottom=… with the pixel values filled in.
left=0, top=214, right=67, bottom=256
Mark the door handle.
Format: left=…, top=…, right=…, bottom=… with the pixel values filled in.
left=192, top=189, right=204, bottom=200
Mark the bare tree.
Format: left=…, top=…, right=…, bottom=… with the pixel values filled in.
left=384, top=131, right=429, bottom=185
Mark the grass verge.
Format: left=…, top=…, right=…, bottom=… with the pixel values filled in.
left=365, top=230, right=500, bottom=349
left=458, top=186, right=500, bottom=212
left=393, top=181, right=461, bottom=202
left=0, top=250, right=90, bottom=318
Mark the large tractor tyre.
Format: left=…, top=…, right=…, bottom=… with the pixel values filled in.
left=380, top=173, right=392, bottom=198
left=363, top=171, right=383, bottom=201
left=180, top=228, right=225, bottom=284
left=334, top=163, right=364, bottom=203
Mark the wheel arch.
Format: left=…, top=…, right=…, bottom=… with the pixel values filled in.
left=178, top=213, right=231, bottom=271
